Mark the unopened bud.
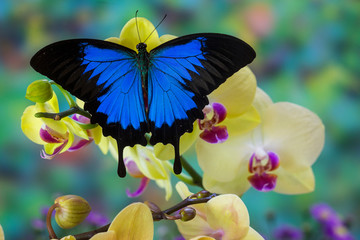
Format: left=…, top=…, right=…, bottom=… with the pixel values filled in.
left=25, top=79, right=53, bottom=103
left=180, top=207, right=196, bottom=222
left=54, top=195, right=91, bottom=229
left=196, top=190, right=211, bottom=199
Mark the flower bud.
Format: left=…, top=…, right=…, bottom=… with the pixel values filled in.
left=25, top=79, right=53, bottom=103
left=196, top=190, right=211, bottom=199
left=180, top=207, right=196, bottom=222
left=54, top=195, right=91, bottom=229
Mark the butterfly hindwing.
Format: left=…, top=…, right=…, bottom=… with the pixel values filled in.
left=148, top=33, right=256, bottom=172
left=30, top=39, right=148, bottom=176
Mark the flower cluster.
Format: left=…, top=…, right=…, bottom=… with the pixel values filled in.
left=21, top=17, right=327, bottom=240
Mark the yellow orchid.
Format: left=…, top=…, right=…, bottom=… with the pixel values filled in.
left=0, top=224, right=4, bottom=240
left=89, top=202, right=153, bottom=240
left=175, top=182, right=263, bottom=240
left=107, top=138, right=173, bottom=200
left=197, top=88, right=325, bottom=195
left=21, top=90, right=94, bottom=159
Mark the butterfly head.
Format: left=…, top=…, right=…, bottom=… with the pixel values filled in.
left=136, top=42, right=147, bottom=52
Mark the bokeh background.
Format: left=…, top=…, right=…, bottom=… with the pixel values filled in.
left=0, top=0, right=359, bottom=239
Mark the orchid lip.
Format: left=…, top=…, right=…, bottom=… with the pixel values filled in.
left=248, top=150, right=280, bottom=191
left=199, top=102, right=228, bottom=143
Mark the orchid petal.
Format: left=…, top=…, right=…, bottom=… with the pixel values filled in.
left=224, top=105, right=261, bottom=136
left=154, top=123, right=200, bottom=160
left=126, top=177, right=150, bottom=198
left=63, top=118, right=89, bottom=140
left=89, top=231, right=116, bottom=240
left=252, top=88, right=273, bottom=114
left=125, top=145, right=167, bottom=179
left=206, top=194, right=250, bottom=239
left=262, top=102, right=325, bottom=170
left=21, top=105, right=46, bottom=144
left=159, top=34, right=177, bottom=43
left=176, top=215, right=214, bottom=239
left=275, top=167, right=315, bottom=194
left=190, top=237, right=215, bottom=240
left=119, top=17, right=161, bottom=52
left=242, top=227, right=264, bottom=240
left=209, top=67, right=256, bottom=118
left=108, top=203, right=154, bottom=240
left=155, top=177, right=173, bottom=201
left=196, top=131, right=254, bottom=182
left=203, top=173, right=251, bottom=196
left=68, top=139, right=92, bottom=152
left=59, top=131, right=74, bottom=154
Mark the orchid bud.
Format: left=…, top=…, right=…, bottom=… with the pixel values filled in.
left=180, top=207, right=196, bottom=222
left=25, top=79, right=53, bottom=103
left=54, top=195, right=91, bottom=229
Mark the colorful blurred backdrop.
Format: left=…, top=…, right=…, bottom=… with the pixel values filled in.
left=0, top=0, right=359, bottom=239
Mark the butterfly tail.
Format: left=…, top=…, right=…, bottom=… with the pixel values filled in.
left=173, top=138, right=182, bottom=174
left=117, top=141, right=127, bottom=178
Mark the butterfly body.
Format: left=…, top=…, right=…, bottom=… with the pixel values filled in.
left=31, top=33, right=256, bottom=177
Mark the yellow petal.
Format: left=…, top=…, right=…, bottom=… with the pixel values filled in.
left=196, top=132, right=253, bottom=182
left=175, top=181, right=193, bottom=200
left=154, top=123, right=200, bottom=160
left=125, top=145, right=168, bottom=180
left=0, top=224, right=4, bottom=240
left=209, top=67, right=257, bottom=118
left=262, top=102, right=325, bottom=170
left=60, top=131, right=74, bottom=153
left=252, top=88, right=273, bottom=114
left=90, top=231, right=116, bottom=240
left=225, top=105, right=261, bottom=136
left=190, top=236, right=215, bottom=240
left=108, top=203, right=154, bottom=240
left=21, top=105, right=45, bottom=144
left=63, top=118, right=89, bottom=140
left=159, top=34, right=177, bottom=43
left=44, top=142, right=63, bottom=155
left=275, top=167, right=315, bottom=194
left=155, top=178, right=172, bottom=201
left=203, top=173, right=250, bottom=196
left=119, top=17, right=161, bottom=52
left=176, top=214, right=213, bottom=239
left=242, top=227, right=264, bottom=240
left=93, top=128, right=110, bottom=154
left=206, top=195, right=250, bottom=239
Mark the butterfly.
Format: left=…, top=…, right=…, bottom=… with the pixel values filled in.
left=30, top=32, right=256, bottom=178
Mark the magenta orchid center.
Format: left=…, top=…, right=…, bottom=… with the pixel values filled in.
left=247, top=148, right=280, bottom=192
left=198, top=102, right=228, bottom=144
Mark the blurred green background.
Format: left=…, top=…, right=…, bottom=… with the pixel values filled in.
left=0, top=0, right=359, bottom=239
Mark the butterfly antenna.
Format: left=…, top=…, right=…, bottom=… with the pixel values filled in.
left=143, top=14, right=167, bottom=43
left=135, top=10, right=142, bottom=43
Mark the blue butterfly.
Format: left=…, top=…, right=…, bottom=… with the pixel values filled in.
left=30, top=33, right=256, bottom=177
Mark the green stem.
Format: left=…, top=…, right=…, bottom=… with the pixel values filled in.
left=35, top=106, right=92, bottom=120
left=180, top=156, right=203, bottom=189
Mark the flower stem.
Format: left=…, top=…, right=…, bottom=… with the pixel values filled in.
left=35, top=106, right=92, bottom=120
left=46, top=203, right=59, bottom=239
left=180, top=156, right=203, bottom=189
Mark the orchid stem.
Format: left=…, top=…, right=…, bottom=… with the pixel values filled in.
left=46, top=203, right=59, bottom=239
left=35, top=106, right=92, bottom=120
left=180, top=156, right=203, bottom=189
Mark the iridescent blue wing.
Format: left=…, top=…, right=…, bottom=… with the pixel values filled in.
left=148, top=33, right=256, bottom=173
left=30, top=39, right=148, bottom=177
